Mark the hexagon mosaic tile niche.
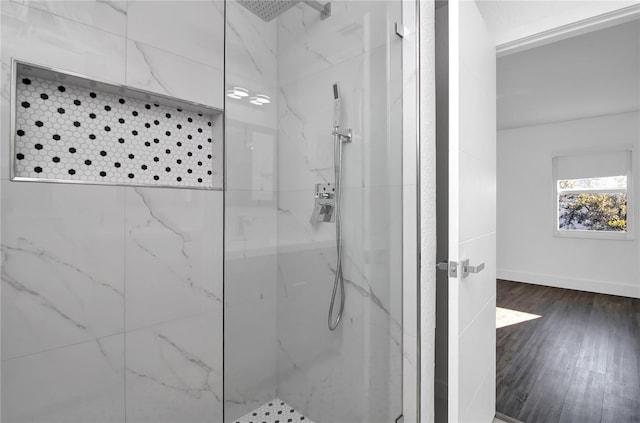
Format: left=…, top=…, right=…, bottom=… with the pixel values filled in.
left=12, top=62, right=223, bottom=189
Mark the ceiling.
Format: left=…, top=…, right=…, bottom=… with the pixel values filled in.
left=477, top=0, right=639, bottom=46
left=497, top=18, right=640, bottom=130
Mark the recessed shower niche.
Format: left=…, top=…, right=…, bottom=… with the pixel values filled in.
left=11, top=60, right=224, bottom=189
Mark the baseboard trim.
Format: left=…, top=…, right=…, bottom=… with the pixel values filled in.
left=495, top=412, right=524, bottom=423
left=497, top=269, right=640, bottom=299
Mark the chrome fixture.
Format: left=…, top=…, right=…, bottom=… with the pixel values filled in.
left=310, top=183, right=335, bottom=224
left=461, top=259, right=485, bottom=278
left=237, top=0, right=331, bottom=22
left=436, top=259, right=485, bottom=279
left=328, top=82, right=351, bottom=331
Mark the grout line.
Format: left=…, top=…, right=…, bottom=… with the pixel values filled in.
left=6, top=0, right=128, bottom=37
left=1, top=331, right=124, bottom=363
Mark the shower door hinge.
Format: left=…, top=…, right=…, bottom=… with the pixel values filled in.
left=395, top=22, right=406, bottom=38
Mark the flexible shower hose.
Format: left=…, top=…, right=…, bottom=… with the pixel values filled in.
left=328, top=129, right=346, bottom=331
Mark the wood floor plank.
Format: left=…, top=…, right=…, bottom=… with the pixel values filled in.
left=516, top=347, right=575, bottom=423
left=601, top=393, right=640, bottom=423
left=558, top=368, right=605, bottom=423
left=604, top=296, right=640, bottom=402
left=576, top=295, right=611, bottom=374
left=496, top=280, right=640, bottom=423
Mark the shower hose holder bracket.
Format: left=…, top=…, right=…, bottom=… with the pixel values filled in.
left=333, top=127, right=352, bottom=143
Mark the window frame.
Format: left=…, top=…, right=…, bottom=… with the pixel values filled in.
left=552, top=151, right=634, bottom=241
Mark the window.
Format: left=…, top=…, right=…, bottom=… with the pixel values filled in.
left=553, top=150, right=632, bottom=239
left=558, top=176, right=627, bottom=231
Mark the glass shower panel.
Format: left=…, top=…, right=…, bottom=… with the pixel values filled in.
left=224, top=1, right=405, bottom=422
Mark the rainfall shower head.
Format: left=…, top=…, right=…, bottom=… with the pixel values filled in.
left=237, top=0, right=331, bottom=22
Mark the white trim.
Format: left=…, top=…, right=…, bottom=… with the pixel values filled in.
left=554, top=228, right=632, bottom=241
left=447, top=0, right=461, bottom=421
left=497, top=269, right=640, bottom=299
left=402, top=0, right=421, bottom=421
left=496, top=4, right=640, bottom=58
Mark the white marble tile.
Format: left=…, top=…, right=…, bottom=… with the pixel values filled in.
left=225, top=252, right=277, bottom=306
left=124, top=187, right=223, bottom=331
left=225, top=0, right=278, bottom=193
left=225, top=189, right=278, bottom=259
left=0, top=3, right=126, bottom=83
left=0, top=2, right=126, bottom=179
left=1, top=334, right=125, bottom=422
left=126, top=40, right=224, bottom=110
left=9, top=0, right=128, bottom=36
left=276, top=275, right=365, bottom=422
left=225, top=98, right=278, bottom=191
left=1, top=180, right=125, bottom=360
left=276, top=187, right=402, bottom=421
left=125, top=310, right=223, bottom=423
left=275, top=204, right=361, bottom=422
left=276, top=232, right=335, bottom=306
left=276, top=186, right=387, bottom=291
left=126, top=0, right=224, bottom=69
left=276, top=252, right=401, bottom=422
left=224, top=297, right=278, bottom=423
left=277, top=45, right=402, bottom=192
left=277, top=1, right=401, bottom=86
left=224, top=188, right=278, bottom=305
left=275, top=188, right=334, bottom=265
left=357, top=185, right=403, bottom=316
left=226, top=0, right=277, bottom=82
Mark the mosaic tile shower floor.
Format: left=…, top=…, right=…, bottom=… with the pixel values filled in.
left=235, top=399, right=314, bottom=423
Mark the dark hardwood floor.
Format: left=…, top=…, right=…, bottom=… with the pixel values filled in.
left=496, top=279, right=640, bottom=423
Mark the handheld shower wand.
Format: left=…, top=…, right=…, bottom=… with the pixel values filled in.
left=328, top=83, right=351, bottom=331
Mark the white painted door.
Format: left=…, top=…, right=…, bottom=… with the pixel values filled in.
left=448, top=1, right=497, bottom=422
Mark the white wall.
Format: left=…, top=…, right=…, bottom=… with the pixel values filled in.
left=497, top=111, right=640, bottom=299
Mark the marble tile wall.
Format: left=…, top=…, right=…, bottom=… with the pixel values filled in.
left=275, top=2, right=405, bottom=422
left=223, top=2, right=279, bottom=422
left=1, top=1, right=225, bottom=422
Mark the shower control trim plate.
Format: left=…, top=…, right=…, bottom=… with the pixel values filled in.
left=310, top=183, right=336, bottom=224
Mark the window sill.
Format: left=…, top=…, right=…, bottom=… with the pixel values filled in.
left=554, top=229, right=634, bottom=241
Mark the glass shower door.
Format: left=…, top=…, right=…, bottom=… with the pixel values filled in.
left=224, top=1, right=408, bottom=421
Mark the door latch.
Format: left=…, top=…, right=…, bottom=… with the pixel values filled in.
left=436, top=261, right=458, bottom=278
